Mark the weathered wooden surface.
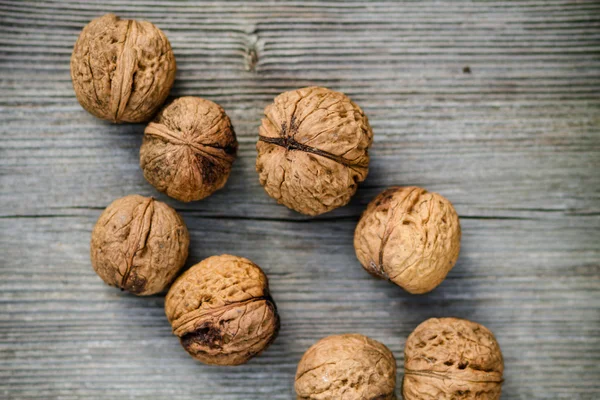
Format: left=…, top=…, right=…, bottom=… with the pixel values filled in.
left=1, top=0, right=599, bottom=398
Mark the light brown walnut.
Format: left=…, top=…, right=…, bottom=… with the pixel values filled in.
left=403, top=318, right=504, bottom=400
left=70, top=13, right=176, bottom=123
left=140, top=97, right=237, bottom=202
left=165, top=255, right=279, bottom=366
left=295, top=334, right=397, bottom=400
left=90, top=195, right=189, bottom=295
left=354, top=186, right=461, bottom=294
left=256, top=86, right=373, bottom=216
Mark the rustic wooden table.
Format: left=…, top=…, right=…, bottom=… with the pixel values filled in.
left=1, top=1, right=599, bottom=399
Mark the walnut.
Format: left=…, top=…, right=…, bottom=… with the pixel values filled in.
left=90, top=195, right=189, bottom=296
left=256, top=87, right=373, bottom=216
left=70, top=13, right=176, bottom=123
left=354, top=186, right=461, bottom=294
left=165, top=255, right=279, bottom=365
left=403, top=318, right=504, bottom=400
left=139, top=96, right=237, bottom=202
left=295, top=334, right=397, bottom=399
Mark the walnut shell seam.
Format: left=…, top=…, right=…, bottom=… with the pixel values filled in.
left=145, top=122, right=236, bottom=163
left=258, top=120, right=367, bottom=172
left=171, top=293, right=277, bottom=337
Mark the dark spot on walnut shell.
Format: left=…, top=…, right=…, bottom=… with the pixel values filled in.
left=165, top=255, right=279, bottom=366
left=122, top=272, right=148, bottom=295
left=181, top=322, right=223, bottom=350
left=256, top=86, right=373, bottom=216
left=90, top=195, right=189, bottom=296
left=70, top=14, right=176, bottom=123
left=140, top=96, right=237, bottom=202
left=403, top=318, right=504, bottom=400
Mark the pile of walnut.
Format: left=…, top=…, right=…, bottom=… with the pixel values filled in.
left=74, top=13, right=505, bottom=398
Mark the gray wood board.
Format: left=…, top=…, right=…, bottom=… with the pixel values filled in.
left=1, top=0, right=599, bottom=399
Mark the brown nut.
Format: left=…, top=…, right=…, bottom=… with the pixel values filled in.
left=354, top=186, right=461, bottom=294
left=403, top=318, right=504, bottom=400
left=295, top=334, right=397, bottom=400
left=70, top=13, right=176, bottom=123
left=90, top=195, right=189, bottom=295
left=140, top=97, right=237, bottom=202
left=256, top=87, right=373, bottom=216
left=165, top=255, right=279, bottom=365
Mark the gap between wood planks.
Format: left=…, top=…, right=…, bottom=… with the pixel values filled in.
left=2, top=208, right=599, bottom=221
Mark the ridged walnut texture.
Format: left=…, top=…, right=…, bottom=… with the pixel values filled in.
left=140, top=96, right=237, bottom=202
left=256, top=86, right=373, bottom=216
left=295, top=334, right=397, bottom=400
left=403, top=318, right=504, bottom=400
left=70, top=13, right=176, bottom=123
left=354, top=186, right=461, bottom=294
left=90, top=195, right=189, bottom=296
left=165, top=255, right=279, bottom=366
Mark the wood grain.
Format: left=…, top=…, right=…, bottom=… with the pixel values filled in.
left=1, top=1, right=599, bottom=399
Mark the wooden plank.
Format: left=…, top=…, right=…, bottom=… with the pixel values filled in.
left=1, top=0, right=599, bottom=399
left=1, top=215, right=599, bottom=399
left=1, top=102, right=599, bottom=220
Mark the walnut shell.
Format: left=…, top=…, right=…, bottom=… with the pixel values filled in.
left=354, top=186, right=461, bottom=294
left=403, top=318, right=504, bottom=400
left=90, top=195, right=189, bottom=296
left=295, top=334, right=397, bottom=400
left=140, top=97, right=238, bottom=202
left=165, top=255, right=279, bottom=365
left=70, top=13, right=176, bottom=123
left=256, top=87, right=373, bottom=216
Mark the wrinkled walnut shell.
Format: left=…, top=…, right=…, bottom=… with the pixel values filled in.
left=140, top=96, right=237, bottom=202
left=165, top=255, right=279, bottom=365
left=403, top=318, right=504, bottom=400
left=71, top=13, right=176, bottom=123
left=295, top=334, right=397, bottom=399
left=90, top=195, right=189, bottom=295
left=354, top=186, right=461, bottom=294
left=256, top=86, right=373, bottom=216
